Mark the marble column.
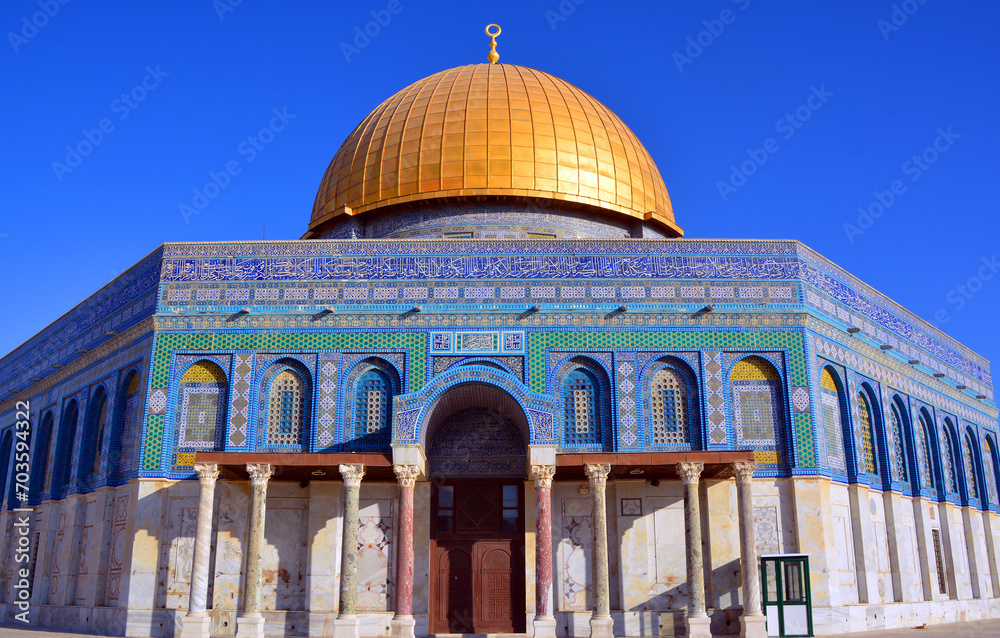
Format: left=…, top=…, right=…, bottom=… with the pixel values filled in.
left=678, top=462, right=711, bottom=638
left=734, top=461, right=766, bottom=638
left=584, top=463, right=614, bottom=638
left=531, top=464, right=557, bottom=638
left=236, top=463, right=273, bottom=638
left=180, top=463, right=220, bottom=638
left=391, top=464, right=419, bottom=638
left=333, top=464, right=365, bottom=638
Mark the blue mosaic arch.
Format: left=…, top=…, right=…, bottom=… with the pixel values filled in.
left=725, top=354, right=790, bottom=472
left=553, top=356, right=613, bottom=453
left=858, top=380, right=890, bottom=489
left=982, top=432, right=1000, bottom=510
left=940, top=417, right=961, bottom=500
left=167, top=359, right=230, bottom=470
left=818, top=364, right=851, bottom=479
left=915, top=406, right=938, bottom=496
left=887, top=394, right=912, bottom=489
left=28, top=409, right=55, bottom=506
left=0, top=431, right=12, bottom=512
left=638, top=356, right=701, bottom=451
left=343, top=357, right=401, bottom=452
left=109, top=366, right=144, bottom=485
left=51, top=397, right=80, bottom=500
left=77, top=383, right=110, bottom=492
left=392, top=364, right=555, bottom=447
left=962, top=425, right=983, bottom=508
left=254, top=358, right=313, bottom=452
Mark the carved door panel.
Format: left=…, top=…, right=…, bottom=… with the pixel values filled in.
left=477, top=541, right=514, bottom=632
left=435, top=543, right=474, bottom=633
left=430, top=481, right=525, bottom=634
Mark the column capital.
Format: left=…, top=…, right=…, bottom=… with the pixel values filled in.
left=531, top=464, right=556, bottom=488
left=193, top=462, right=220, bottom=486
left=339, top=463, right=366, bottom=487
left=584, top=463, right=612, bottom=487
left=677, top=461, right=704, bottom=486
left=245, top=463, right=273, bottom=487
left=393, top=464, right=420, bottom=488
left=733, top=461, right=758, bottom=485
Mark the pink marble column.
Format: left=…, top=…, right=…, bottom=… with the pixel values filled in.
left=531, top=464, right=557, bottom=638
left=391, top=465, right=419, bottom=638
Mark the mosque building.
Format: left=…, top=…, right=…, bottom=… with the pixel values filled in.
left=0, top=25, right=998, bottom=638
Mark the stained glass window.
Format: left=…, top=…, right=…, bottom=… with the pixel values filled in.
left=889, top=404, right=908, bottom=483
left=858, top=392, right=877, bottom=475
left=562, top=368, right=602, bottom=448
left=983, top=437, right=999, bottom=505
left=116, top=372, right=143, bottom=480
left=819, top=369, right=846, bottom=473
left=350, top=368, right=392, bottom=450
left=177, top=361, right=228, bottom=451
left=650, top=367, right=688, bottom=445
left=730, top=357, right=783, bottom=465
left=942, top=424, right=958, bottom=495
left=267, top=370, right=305, bottom=447
left=917, top=413, right=933, bottom=489
left=964, top=433, right=979, bottom=500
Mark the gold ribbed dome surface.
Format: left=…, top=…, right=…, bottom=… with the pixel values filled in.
left=308, top=64, right=681, bottom=237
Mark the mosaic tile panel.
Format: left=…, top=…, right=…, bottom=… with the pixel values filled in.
left=144, top=332, right=425, bottom=471
left=616, top=353, right=639, bottom=449
left=228, top=353, right=253, bottom=448
left=703, top=351, right=727, bottom=446
left=316, top=354, right=339, bottom=448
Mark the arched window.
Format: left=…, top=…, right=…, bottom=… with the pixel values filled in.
left=983, top=436, right=1000, bottom=506
left=649, top=367, right=690, bottom=446
left=562, top=367, right=603, bottom=448
left=77, top=386, right=109, bottom=487
left=857, top=391, right=878, bottom=475
left=29, top=411, right=54, bottom=503
left=964, top=431, right=980, bottom=501
left=176, top=361, right=228, bottom=451
left=819, top=368, right=847, bottom=473
left=0, top=431, right=12, bottom=509
left=52, top=400, right=79, bottom=498
left=266, top=369, right=306, bottom=447
left=888, top=402, right=908, bottom=483
left=111, top=371, right=144, bottom=483
left=916, top=412, right=934, bottom=489
left=350, top=368, right=392, bottom=450
left=730, top=356, right=784, bottom=465
left=941, top=421, right=958, bottom=495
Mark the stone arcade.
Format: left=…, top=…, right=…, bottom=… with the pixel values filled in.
left=1, top=33, right=999, bottom=638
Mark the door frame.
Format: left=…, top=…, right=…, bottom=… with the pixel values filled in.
left=429, top=479, right=527, bottom=634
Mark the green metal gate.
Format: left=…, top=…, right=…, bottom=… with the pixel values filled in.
left=761, top=554, right=813, bottom=637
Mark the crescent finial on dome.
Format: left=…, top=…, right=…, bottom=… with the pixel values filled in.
left=486, top=24, right=501, bottom=64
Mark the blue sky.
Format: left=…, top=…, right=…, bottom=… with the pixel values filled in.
left=1, top=1, right=998, bottom=381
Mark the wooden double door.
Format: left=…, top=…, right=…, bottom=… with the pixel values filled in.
left=430, top=480, right=526, bottom=634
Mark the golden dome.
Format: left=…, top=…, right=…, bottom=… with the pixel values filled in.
left=307, top=64, right=681, bottom=238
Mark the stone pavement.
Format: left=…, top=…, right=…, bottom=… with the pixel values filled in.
left=0, top=620, right=999, bottom=638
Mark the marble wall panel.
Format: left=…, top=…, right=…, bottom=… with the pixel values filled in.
left=647, top=493, right=686, bottom=611
left=356, top=498, right=394, bottom=612
left=261, top=484, right=309, bottom=611
left=557, top=495, right=592, bottom=612
left=829, top=483, right=859, bottom=606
